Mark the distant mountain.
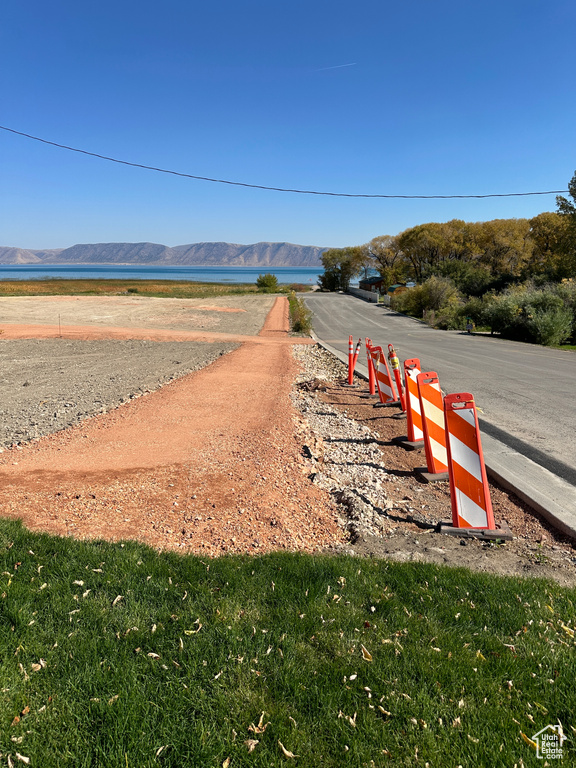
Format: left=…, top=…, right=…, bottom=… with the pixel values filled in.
left=0, top=241, right=326, bottom=267
left=0, top=247, right=63, bottom=264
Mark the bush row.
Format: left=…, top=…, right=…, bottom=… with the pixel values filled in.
left=391, top=277, right=576, bottom=346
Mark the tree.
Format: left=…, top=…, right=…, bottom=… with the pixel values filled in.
left=396, top=223, right=446, bottom=281
left=556, top=170, right=576, bottom=221
left=395, top=221, right=478, bottom=281
left=365, top=235, right=409, bottom=290
left=474, top=218, right=533, bottom=277
left=526, top=212, right=569, bottom=279
left=555, top=170, right=576, bottom=278
left=317, top=246, right=366, bottom=291
left=256, top=273, right=279, bottom=292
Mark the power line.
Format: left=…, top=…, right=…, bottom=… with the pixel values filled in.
left=0, top=124, right=568, bottom=200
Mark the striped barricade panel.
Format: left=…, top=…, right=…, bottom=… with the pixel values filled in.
left=416, top=371, right=448, bottom=474
left=371, top=346, right=398, bottom=404
left=444, top=392, right=495, bottom=530
left=404, top=358, right=423, bottom=443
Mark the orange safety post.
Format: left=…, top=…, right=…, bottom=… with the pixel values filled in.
left=415, top=371, right=449, bottom=481
left=352, top=338, right=362, bottom=372
left=443, top=392, right=495, bottom=530
left=344, top=336, right=361, bottom=387
left=366, top=338, right=376, bottom=395
left=371, top=346, right=400, bottom=407
left=404, top=358, right=424, bottom=443
left=347, top=335, right=354, bottom=385
left=387, top=344, right=406, bottom=412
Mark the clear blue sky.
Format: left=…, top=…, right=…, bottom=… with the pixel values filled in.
left=1, top=0, right=575, bottom=250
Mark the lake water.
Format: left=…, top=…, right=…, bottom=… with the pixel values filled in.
left=0, top=264, right=323, bottom=286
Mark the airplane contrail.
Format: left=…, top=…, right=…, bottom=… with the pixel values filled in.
left=316, top=62, right=357, bottom=71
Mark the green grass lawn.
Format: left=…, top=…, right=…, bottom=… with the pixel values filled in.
left=0, top=519, right=574, bottom=767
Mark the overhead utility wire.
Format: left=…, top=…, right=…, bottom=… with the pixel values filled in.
left=0, top=124, right=568, bottom=200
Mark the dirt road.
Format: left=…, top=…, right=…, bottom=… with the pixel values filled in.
left=0, top=297, right=342, bottom=555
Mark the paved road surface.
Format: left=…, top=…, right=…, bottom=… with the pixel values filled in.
left=304, top=292, right=576, bottom=488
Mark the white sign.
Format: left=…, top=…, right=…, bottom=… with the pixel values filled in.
left=532, top=725, right=566, bottom=760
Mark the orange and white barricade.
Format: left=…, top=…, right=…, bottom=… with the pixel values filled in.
left=415, top=371, right=449, bottom=481
left=404, top=358, right=424, bottom=443
left=392, top=357, right=426, bottom=449
left=370, top=346, right=399, bottom=406
left=443, top=392, right=495, bottom=530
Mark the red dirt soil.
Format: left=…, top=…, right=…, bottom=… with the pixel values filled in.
left=0, top=298, right=344, bottom=555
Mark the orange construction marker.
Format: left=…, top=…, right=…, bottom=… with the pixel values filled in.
left=415, top=371, right=449, bottom=481
left=404, top=358, right=424, bottom=443
left=371, top=346, right=399, bottom=406
left=388, top=344, right=406, bottom=411
left=347, top=335, right=354, bottom=385
left=352, top=338, right=361, bottom=372
left=366, top=339, right=376, bottom=395
left=444, top=392, right=495, bottom=530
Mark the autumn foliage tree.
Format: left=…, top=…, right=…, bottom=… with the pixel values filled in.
left=318, top=246, right=368, bottom=291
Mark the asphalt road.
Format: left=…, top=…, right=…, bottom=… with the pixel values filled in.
left=304, top=292, right=576, bottom=488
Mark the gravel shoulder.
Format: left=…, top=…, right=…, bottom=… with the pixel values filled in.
left=291, top=345, right=576, bottom=588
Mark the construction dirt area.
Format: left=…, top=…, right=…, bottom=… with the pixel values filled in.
left=0, top=294, right=575, bottom=587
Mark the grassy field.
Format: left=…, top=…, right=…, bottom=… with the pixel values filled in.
left=0, top=279, right=314, bottom=299
left=1, top=519, right=574, bottom=767
left=0, top=279, right=260, bottom=299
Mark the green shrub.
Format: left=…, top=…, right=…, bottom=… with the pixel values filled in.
left=477, top=283, right=575, bottom=345
left=256, top=273, right=279, bottom=292
left=288, top=291, right=313, bottom=333
left=392, top=276, right=463, bottom=330
left=391, top=276, right=461, bottom=318
left=526, top=306, right=573, bottom=345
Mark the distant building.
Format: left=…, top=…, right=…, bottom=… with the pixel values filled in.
left=387, top=283, right=408, bottom=296
left=358, top=276, right=385, bottom=293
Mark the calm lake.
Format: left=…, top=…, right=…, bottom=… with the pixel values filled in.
left=0, top=264, right=323, bottom=285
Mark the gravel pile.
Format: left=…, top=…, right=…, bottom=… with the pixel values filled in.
left=0, top=339, right=237, bottom=449
left=291, top=344, right=409, bottom=541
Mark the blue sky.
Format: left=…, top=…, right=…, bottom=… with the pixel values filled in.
left=1, top=0, right=575, bottom=250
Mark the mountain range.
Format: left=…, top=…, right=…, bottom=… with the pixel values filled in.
left=0, top=241, right=326, bottom=267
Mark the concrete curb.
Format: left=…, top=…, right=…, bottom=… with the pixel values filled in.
left=310, top=333, right=576, bottom=542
